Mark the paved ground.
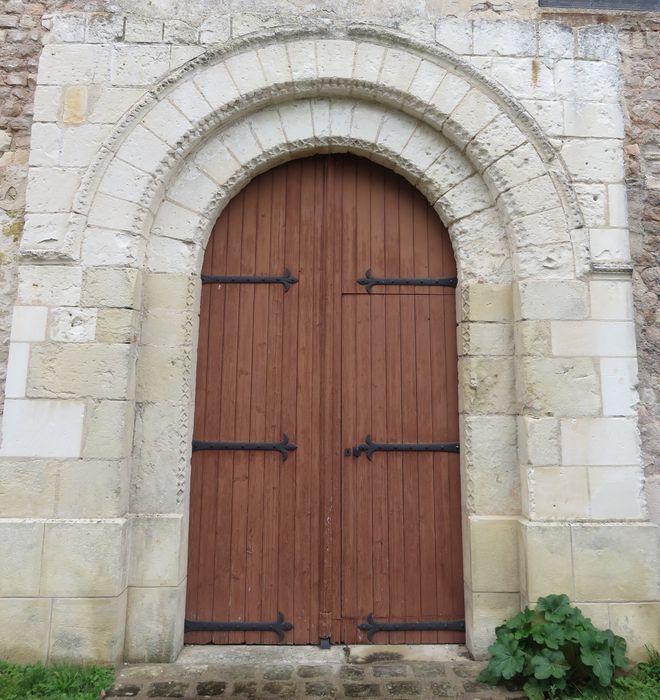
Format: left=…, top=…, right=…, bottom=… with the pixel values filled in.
left=104, top=646, right=525, bottom=699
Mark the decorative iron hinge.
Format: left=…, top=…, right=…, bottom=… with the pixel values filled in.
left=357, top=269, right=457, bottom=293
left=192, top=434, right=297, bottom=461
left=347, top=435, right=460, bottom=460
left=201, top=268, right=298, bottom=292
left=358, top=613, right=465, bottom=641
left=185, top=612, right=294, bottom=642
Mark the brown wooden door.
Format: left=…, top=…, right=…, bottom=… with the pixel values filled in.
left=185, top=155, right=463, bottom=645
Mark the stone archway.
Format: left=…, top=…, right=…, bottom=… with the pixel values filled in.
left=1, top=26, right=654, bottom=664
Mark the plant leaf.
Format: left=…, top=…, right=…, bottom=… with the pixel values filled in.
left=579, top=633, right=615, bottom=686
left=531, top=622, right=565, bottom=650
left=536, top=594, right=572, bottom=623
left=488, top=637, right=526, bottom=680
left=522, top=678, right=546, bottom=700
left=530, top=649, right=570, bottom=680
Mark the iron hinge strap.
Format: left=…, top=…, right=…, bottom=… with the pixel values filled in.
left=348, top=435, right=460, bottom=460
left=201, top=268, right=298, bottom=292
left=185, top=612, right=293, bottom=642
left=192, top=434, right=297, bottom=462
left=357, top=269, right=458, bottom=292
left=358, top=613, right=465, bottom=641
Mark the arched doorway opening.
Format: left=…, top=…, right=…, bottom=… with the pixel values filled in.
left=184, top=155, right=463, bottom=646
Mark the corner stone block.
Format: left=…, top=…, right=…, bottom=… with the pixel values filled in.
left=124, top=583, right=186, bottom=662
left=571, top=524, right=659, bottom=601
left=143, top=273, right=199, bottom=312
left=48, top=593, right=127, bottom=664
left=561, top=418, right=640, bottom=466
left=83, top=400, right=134, bottom=459
left=590, top=281, right=633, bottom=321
left=519, top=521, right=572, bottom=602
left=41, top=519, right=128, bottom=596
left=515, top=280, right=587, bottom=321
left=0, top=520, right=44, bottom=595
left=315, top=40, right=357, bottom=81
left=465, top=590, right=521, bottom=658
left=10, top=306, right=48, bottom=341
left=609, top=603, right=660, bottom=662
left=531, top=466, right=590, bottom=520
left=82, top=267, right=142, bottom=309
left=96, top=309, right=139, bottom=344
left=17, top=265, right=82, bottom=306
left=0, top=399, right=84, bottom=458
left=600, top=358, right=639, bottom=417
left=472, top=20, right=534, bottom=57
left=128, top=515, right=186, bottom=587
left=136, top=345, right=189, bottom=402
left=461, top=283, right=513, bottom=323
left=518, top=416, right=560, bottom=467
left=551, top=321, right=636, bottom=357
left=28, top=343, right=135, bottom=400
left=468, top=517, right=519, bottom=593
left=588, top=466, right=645, bottom=521
left=0, top=598, right=51, bottom=663
left=460, top=357, right=516, bottom=415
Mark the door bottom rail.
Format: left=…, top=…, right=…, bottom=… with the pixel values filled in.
left=358, top=613, right=466, bottom=641
left=185, top=612, right=294, bottom=642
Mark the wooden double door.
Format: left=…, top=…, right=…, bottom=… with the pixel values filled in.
left=185, top=155, right=463, bottom=645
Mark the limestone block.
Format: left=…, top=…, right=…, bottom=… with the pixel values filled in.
left=498, top=175, right=560, bottom=220
left=519, top=522, right=572, bottom=602
left=195, top=137, right=241, bottom=187
left=561, top=138, right=625, bottom=184
left=460, top=322, right=513, bottom=356
left=444, top=90, right=500, bottom=148
left=520, top=99, right=563, bottom=137
left=5, top=343, right=30, bottom=398
left=111, top=45, right=171, bottom=86
left=136, top=346, right=188, bottom=402
left=469, top=517, right=519, bottom=592
left=467, top=115, right=527, bottom=173
left=518, top=416, right=560, bottom=467
left=561, top=418, right=640, bottom=466
left=53, top=459, right=129, bottom=518
left=462, top=283, right=513, bottom=322
left=116, top=125, right=170, bottom=174
left=29, top=123, right=61, bottom=166
left=563, top=102, right=624, bottom=140
left=83, top=400, right=134, bottom=459
left=574, top=184, right=607, bottom=227
left=87, top=87, right=146, bottom=124
left=600, top=357, right=638, bottom=417
left=167, top=167, right=218, bottom=215
left=482, top=142, right=546, bottom=195
left=25, top=166, right=81, bottom=213
left=551, top=320, right=636, bottom=357
left=20, top=213, right=74, bottom=255
left=254, top=44, right=291, bottom=88
left=28, top=343, right=134, bottom=400
left=436, top=18, right=472, bottom=54
left=460, top=357, right=516, bottom=415
left=515, top=280, right=587, bottom=321
left=143, top=273, right=198, bottom=311
left=428, top=73, right=471, bottom=119
left=82, top=267, right=141, bottom=309
left=60, top=124, right=110, bottom=167
left=315, top=40, right=357, bottom=81
left=515, top=321, right=552, bottom=357
left=49, top=593, right=127, bottom=664
left=554, top=60, right=619, bottom=103
left=400, top=124, right=446, bottom=175
left=473, top=20, right=534, bottom=57
left=99, top=158, right=155, bottom=204
left=463, top=415, right=519, bottom=515
left=0, top=461, right=53, bottom=517
left=168, top=81, right=215, bottom=124
left=38, top=45, right=110, bottom=85
left=518, top=357, right=601, bottom=417
left=422, top=145, right=474, bottom=202
left=510, top=209, right=570, bottom=250
left=226, top=49, right=268, bottom=96
left=199, top=15, right=230, bottom=44
left=577, top=25, right=619, bottom=63
left=32, top=86, right=61, bottom=122
left=486, top=58, right=555, bottom=100
left=538, top=21, right=573, bottom=59
left=376, top=112, right=417, bottom=157
left=221, top=120, right=263, bottom=165
left=352, top=42, right=385, bottom=84
left=576, top=603, right=610, bottom=630
left=465, top=590, right=520, bottom=658
left=0, top=399, right=84, bottom=458
left=0, top=598, right=50, bottom=663
left=398, top=18, right=435, bottom=43
left=128, top=515, right=185, bottom=587
left=516, top=243, right=575, bottom=292
left=171, top=45, right=204, bottom=69
left=0, top=520, right=44, bottom=595
left=380, top=48, right=421, bottom=94
left=163, top=19, right=197, bottom=44
left=142, top=309, right=194, bottom=347
left=87, top=193, right=144, bottom=233
left=311, top=99, right=332, bottom=140
left=153, top=201, right=207, bottom=244
left=49, top=307, right=97, bottom=343
left=124, top=17, right=163, bottom=43
left=589, top=228, right=631, bottom=262
left=44, top=13, right=85, bottom=43
left=86, top=12, right=124, bottom=43
left=124, top=583, right=185, bottom=662
left=279, top=101, right=316, bottom=145
left=532, top=466, right=590, bottom=520
left=81, top=228, right=146, bottom=268
left=142, top=99, right=192, bottom=149
left=609, top=603, right=660, bottom=662
left=96, top=308, right=139, bottom=344
left=41, top=519, right=128, bottom=596
left=571, top=524, right=658, bottom=601
left=408, top=60, right=448, bottom=103
left=193, top=63, right=240, bottom=111
left=10, top=305, right=48, bottom=341
left=147, top=236, right=202, bottom=274
left=589, top=466, right=645, bottom=520
left=436, top=174, right=492, bottom=224
left=132, top=402, right=188, bottom=513
left=607, top=183, right=628, bottom=228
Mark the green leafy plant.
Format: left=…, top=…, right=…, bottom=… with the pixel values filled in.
left=478, top=594, right=630, bottom=699
left=0, top=661, right=114, bottom=700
